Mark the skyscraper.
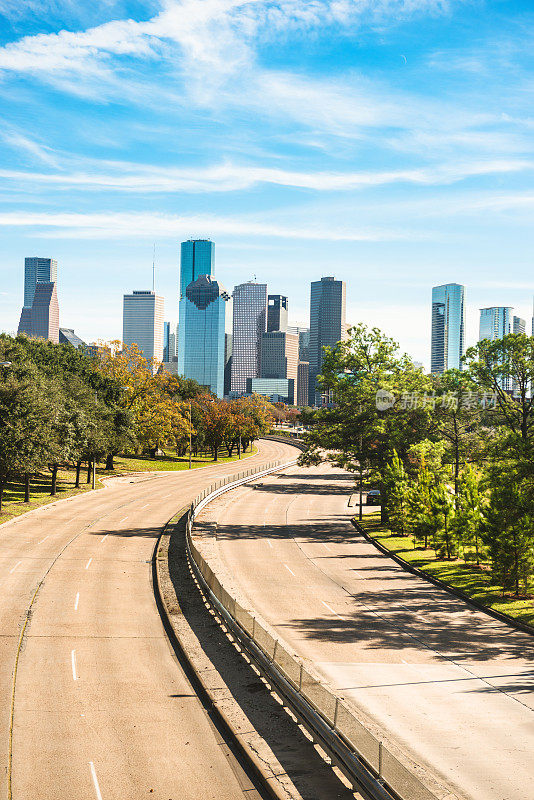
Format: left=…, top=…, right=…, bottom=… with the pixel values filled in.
left=18, top=256, right=60, bottom=342
left=29, top=282, right=60, bottom=342
left=59, top=328, right=85, bottom=348
left=163, top=321, right=171, bottom=362
left=297, top=361, right=309, bottom=406
left=431, top=283, right=465, bottom=374
left=260, top=331, right=299, bottom=404
left=513, top=315, right=526, bottom=335
left=179, top=240, right=215, bottom=300
left=24, top=257, right=57, bottom=308
left=123, top=290, right=164, bottom=366
left=309, top=276, right=346, bottom=406
left=267, top=295, right=288, bottom=332
left=230, top=282, right=268, bottom=395
left=479, top=306, right=512, bottom=342
left=177, top=275, right=231, bottom=398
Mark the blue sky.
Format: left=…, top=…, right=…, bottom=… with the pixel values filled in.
left=0, top=0, right=533, bottom=366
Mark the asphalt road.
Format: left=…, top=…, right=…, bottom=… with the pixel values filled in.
left=0, top=438, right=296, bottom=800
left=200, top=462, right=534, bottom=800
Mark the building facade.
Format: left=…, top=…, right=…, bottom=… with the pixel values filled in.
left=230, top=282, right=268, bottom=395
left=24, top=257, right=57, bottom=308
left=28, top=282, right=60, bottom=342
left=267, top=295, right=288, bottom=332
left=177, top=275, right=231, bottom=398
left=431, top=283, right=465, bottom=374
left=123, top=289, right=165, bottom=365
left=179, top=239, right=215, bottom=300
left=260, top=331, right=299, bottom=404
left=297, top=361, right=309, bottom=406
left=513, top=315, right=526, bottom=335
left=309, top=276, right=346, bottom=406
left=246, top=378, right=294, bottom=405
left=479, top=306, right=513, bottom=391
left=59, top=328, right=85, bottom=348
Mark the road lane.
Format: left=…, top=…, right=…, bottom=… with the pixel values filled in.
left=200, top=462, right=534, bottom=800
left=0, top=438, right=296, bottom=800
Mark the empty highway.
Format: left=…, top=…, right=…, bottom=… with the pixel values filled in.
left=0, top=438, right=296, bottom=800
left=196, top=461, right=534, bottom=800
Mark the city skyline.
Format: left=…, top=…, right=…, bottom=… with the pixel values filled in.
left=1, top=2, right=534, bottom=367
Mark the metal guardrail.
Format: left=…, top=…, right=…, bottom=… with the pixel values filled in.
left=183, top=455, right=438, bottom=800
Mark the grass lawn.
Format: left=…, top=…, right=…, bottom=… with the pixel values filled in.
left=0, top=445, right=258, bottom=527
left=359, top=513, right=534, bottom=628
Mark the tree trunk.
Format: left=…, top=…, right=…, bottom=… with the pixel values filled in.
left=105, top=453, right=115, bottom=470
left=51, top=465, right=58, bottom=496
left=444, top=514, right=451, bottom=560
left=87, top=460, right=92, bottom=483
left=213, top=444, right=218, bottom=462
left=0, top=477, right=4, bottom=512
left=24, top=473, right=30, bottom=503
left=75, top=461, right=82, bottom=488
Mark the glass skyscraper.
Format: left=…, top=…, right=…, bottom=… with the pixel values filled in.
left=177, top=275, right=231, bottom=398
left=230, top=282, right=268, bottom=395
left=479, top=306, right=513, bottom=391
left=309, top=276, right=346, bottom=406
left=122, top=290, right=164, bottom=366
left=267, top=295, right=288, bottom=332
left=179, top=240, right=215, bottom=300
left=24, top=257, right=57, bottom=308
left=431, top=283, right=465, bottom=374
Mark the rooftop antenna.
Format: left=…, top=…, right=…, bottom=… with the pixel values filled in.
left=152, top=243, right=156, bottom=292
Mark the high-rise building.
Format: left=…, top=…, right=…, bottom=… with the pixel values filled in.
left=246, top=377, right=294, bottom=404
left=309, top=276, right=346, bottom=406
left=24, top=257, right=57, bottom=308
left=30, top=282, right=60, bottom=342
left=267, top=295, right=288, bottom=332
left=179, top=239, right=215, bottom=300
left=513, top=315, right=526, bottom=335
left=163, top=321, right=171, bottom=362
left=260, top=331, right=299, bottom=404
left=123, top=289, right=164, bottom=366
left=17, top=256, right=60, bottom=342
left=297, top=361, right=309, bottom=406
left=479, top=306, right=512, bottom=342
left=479, top=306, right=512, bottom=391
left=287, top=326, right=310, bottom=362
left=177, top=275, right=231, bottom=398
left=230, top=282, right=268, bottom=395
left=431, top=283, right=465, bottom=374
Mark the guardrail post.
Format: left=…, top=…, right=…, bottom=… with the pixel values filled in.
left=378, top=741, right=383, bottom=781
left=298, top=664, right=303, bottom=692
left=272, top=640, right=278, bottom=663
left=333, top=697, right=339, bottom=728
left=252, top=617, right=256, bottom=638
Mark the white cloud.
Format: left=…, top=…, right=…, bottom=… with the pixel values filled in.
left=1, top=157, right=530, bottom=193
left=0, top=209, right=425, bottom=241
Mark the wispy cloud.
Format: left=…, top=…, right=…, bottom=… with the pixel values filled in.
left=2, top=131, right=60, bottom=167
left=0, top=209, right=428, bottom=241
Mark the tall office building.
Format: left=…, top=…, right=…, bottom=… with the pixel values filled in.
left=513, top=315, right=526, bottom=335
left=177, top=275, right=231, bottom=398
left=163, top=321, right=171, bottom=362
left=179, top=239, right=215, bottom=300
left=479, top=306, right=512, bottom=390
left=28, top=282, right=60, bottom=342
left=267, top=295, right=288, bottom=332
left=230, top=282, right=268, bottom=395
left=309, top=276, right=346, bottom=406
left=260, top=331, right=299, bottom=404
left=23, top=257, right=57, bottom=308
left=297, top=361, right=309, bottom=406
left=479, top=306, right=512, bottom=342
left=123, top=290, right=164, bottom=366
left=431, top=283, right=465, bottom=374
left=59, top=328, right=85, bottom=348
left=17, top=256, right=60, bottom=342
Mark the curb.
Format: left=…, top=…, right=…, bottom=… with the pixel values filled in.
left=153, top=508, right=297, bottom=800
left=353, top=519, right=534, bottom=637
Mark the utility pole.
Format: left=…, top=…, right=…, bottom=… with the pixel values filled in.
left=188, top=401, right=192, bottom=469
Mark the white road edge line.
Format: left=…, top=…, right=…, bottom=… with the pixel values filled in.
left=89, top=762, right=103, bottom=800
left=85, top=558, right=92, bottom=570
left=139, top=503, right=149, bottom=509
left=284, top=564, right=295, bottom=576
left=321, top=600, right=345, bottom=620
left=71, top=649, right=77, bottom=681
left=38, top=535, right=49, bottom=544
left=9, top=561, right=22, bottom=574
left=74, top=592, right=80, bottom=611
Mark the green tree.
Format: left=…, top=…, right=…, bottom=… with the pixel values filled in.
left=382, top=451, right=410, bottom=535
